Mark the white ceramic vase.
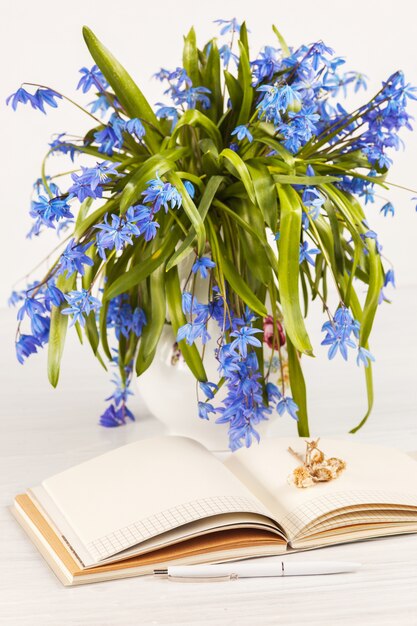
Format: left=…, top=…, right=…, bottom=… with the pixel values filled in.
left=136, top=322, right=285, bottom=451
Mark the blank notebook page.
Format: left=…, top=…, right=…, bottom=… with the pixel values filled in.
left=41, top=436, right=269, bottom=561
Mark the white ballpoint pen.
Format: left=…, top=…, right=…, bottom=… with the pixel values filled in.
left=154, top=561, right=361, bottom=581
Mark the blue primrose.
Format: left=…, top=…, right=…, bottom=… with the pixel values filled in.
left=142, top=174, right=182, bottom=212
left=198, top=401, right=216, bottom=420
left=356, top=347, right=375, bottom=368
left=99, top=404, right=134, bottom=427
left=57, top=238, right=94, bottom=277
left=231, top=125, right=253, bottom=142
left=199, top=381, right=218, bottom=400
left=7, top=87, right=62, bottom=113
left=192, top=256, right=216, bottom=279
left=380, top=202, right=395, bottom=217
left=276, top=396, right=299, bottom=421
left=77, top=65, right=108, bottom=93
left=15, top=334, right=43, bottom=364
left=61, top=289, right=101, bottom=327
left=299, top=241, right=320, bottom=266
left=230, top=326, right=262, bottom=358
left=214, top=18, right=241, bottom=35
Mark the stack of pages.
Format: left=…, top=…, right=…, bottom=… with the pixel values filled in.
left=12, top=436, right=417, bottom=585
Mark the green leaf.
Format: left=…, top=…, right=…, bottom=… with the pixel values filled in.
left=286, top=336, right=310, bottom=436
left=165, top=267, right=207, bottom=381
left=47, top=272, right=76, bottom=387
left=324, top=199, right=345, bottom=276
left=104, top=227, right=179, bottom=301
left=169, top=109, right=223, bottom=151
left=359, top=240, right=384, bottom=347
left=215, top=198, right=277, bottom=282
left=166, top=175, right=224, bottom=271
left=74, top=197, right=94, bottom=232
left=84, top=311, right=100, bottom=356
left=202, top=40, right=223, bottom=121
left=247, top=161, right=278, bottom=229
left=182, top=27, right=201, bottom=87
left=277, top=185, right=314, bottom=355
left=236, top=41, right=253, bottom=126
left=136, top=264, right=166, bottom=376
left=82, top=26, right=161, bottom=153
left=166, top=172, right=206, bottom=256
left=272, top=24, right=290, bottom=57
left=223, top=70, right=242, bottom=112
left=219, top=249, right=268, bottom=318
left=99, top=299, right=112, bottom=360
left=219, top=148, right=256, bottom=204
left=273, top=174, right=340, bottom=185
left=346, top=286, right=374, bottom=433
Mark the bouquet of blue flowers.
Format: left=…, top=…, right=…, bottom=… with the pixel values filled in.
left=8, top=20, right=415, bottom=449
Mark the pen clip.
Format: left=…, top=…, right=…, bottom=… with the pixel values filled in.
left=165, top=574, right=239, bottom=583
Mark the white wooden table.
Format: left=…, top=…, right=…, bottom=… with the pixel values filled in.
left=1, top=286, right=417, bottom=625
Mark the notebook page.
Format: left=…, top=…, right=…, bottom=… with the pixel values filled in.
left=224, top=437, right=417, bottom=541
left=41, top=436, right=271, bottom=563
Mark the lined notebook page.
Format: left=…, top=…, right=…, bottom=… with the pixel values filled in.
left=225, top=437, right=417, bottom=541
left=41, top=437, right=270, bottom=562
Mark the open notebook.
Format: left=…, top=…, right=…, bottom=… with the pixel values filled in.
left=12, top=436, right=417, bottom=586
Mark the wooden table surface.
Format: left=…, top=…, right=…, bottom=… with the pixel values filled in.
left=1, top=286, right=417, bottom=625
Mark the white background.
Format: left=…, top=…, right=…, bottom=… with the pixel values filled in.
left=0, top=0, right=417, bottom=303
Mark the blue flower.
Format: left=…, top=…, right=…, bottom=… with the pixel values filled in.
left=231, top=125, right=253, bottom=142
left=77, top=65, right=107, bottom=93
left=6, top=87, right=36, bottom=110
left=380, top=202, right=395, bottom=217
left=299, top=241, right=320, bottom=266
left=198, top=401, right=216, bottom=420
left=155, top=104, right=179, bottom=131
left=7, top=87, right=62, bottom=113
left=183, top=180, right=195, bottom=198
left=34, top=88, right=62, bottom=113
left=177, top=321, right=210, bottom=345
left=57, top=238, right=94, bottom=277
left=199, top=381, right=218, bottom=400
left=252, top=46, right=281, bottom=84
left=230, top=326, right=262, bottom=358
left=29, top=195, right=74, bottom=234
left=68, top=168, right=103, bottom=201
left=68, top=161, right=118, bottom=201
left=384, top=269, right=396, bottom=288
left=356, top=347, right=375, bottom=367
left=45, top=283, right=65, bottom=308
left=61, top=289, right=101, bottom=327
left=15, top=334, right=43, bottom=364
left=89, top=94, right=113, bottom=116
left=321, top=317, right=357, bottom=360
left=302, top=187, right=325, bottom=220
left=142, top=174, right=182, bottom=212
left=107, top=295, right=147, bottom=339
left=276, top=396, right=299, bottom=420
left=219, top=45, right=239, bottom=67
left=95, top=207, right=141, bottom=258
left=214, top=18, right=241, bottom=35
left=192, top=256, right=216, bottom=279
left=49, top=133, right=79, bottom=161
left=125, top=118, right=146, bottom=140
left=99, top=404, right=134, bottom=427
left=99, top=354, right=135, bottom=428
